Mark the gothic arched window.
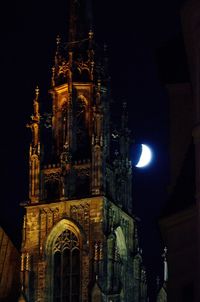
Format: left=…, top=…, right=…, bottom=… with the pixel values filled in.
left=52, top=229, right=80, bottom=302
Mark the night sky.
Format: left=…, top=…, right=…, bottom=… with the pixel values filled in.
left=0, top=0, right=186, bottom=299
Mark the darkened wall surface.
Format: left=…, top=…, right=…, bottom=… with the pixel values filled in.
left=160, top=206, right=197, bottom=302
left=0, top=227, right=20, bottom=301
left=158, top=1, right=200, bottom=301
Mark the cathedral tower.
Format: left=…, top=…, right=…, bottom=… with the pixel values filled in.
left=19, top=1, right=147, bottom=301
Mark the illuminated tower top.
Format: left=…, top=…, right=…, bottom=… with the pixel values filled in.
left=27, top=0, right=133, bottom=214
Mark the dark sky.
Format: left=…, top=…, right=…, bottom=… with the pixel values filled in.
left=0, top=0, right=186, bottom=299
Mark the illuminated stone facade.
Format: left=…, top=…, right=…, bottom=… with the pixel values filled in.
left=19, top=1, right=147, bottom=301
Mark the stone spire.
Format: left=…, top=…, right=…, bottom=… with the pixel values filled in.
left=68, top=0, right=78, bottom=43
left=68, top=0, right=93, bottom=43
left=26, top=86, right=41, bottom=203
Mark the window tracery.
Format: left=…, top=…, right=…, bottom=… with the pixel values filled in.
left=53, top=229, right=79, bottom=253
left=74, top=95, right=90, bottom=159
left=52, top=229, right=80, bottom=302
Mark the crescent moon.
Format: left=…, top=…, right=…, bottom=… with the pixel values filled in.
left=135, top=144, right=152, bottom=168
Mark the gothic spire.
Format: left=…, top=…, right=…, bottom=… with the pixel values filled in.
left=68, top=0, right=78, bottom=43
left=68, top=0, right=93, bottom=43
left=33, top=86, right=40, bottom=121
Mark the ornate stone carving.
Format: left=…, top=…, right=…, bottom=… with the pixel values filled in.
left=58, top=60, right=70, bottom=77
left=70, top=203, right=90, bottom=229
left=53, top=229, right=79, bottom=253
left=75, top=60, right=90, bottom=74
left=76, top=167, right=90, bottom=177
left=37, top=261, right=46, bottom=301
left=52, top=208, right=59, bottom=224
left=44, top=171, right=61, bottom=182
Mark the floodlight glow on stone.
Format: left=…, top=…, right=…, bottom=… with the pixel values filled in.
left=135, top=144, right=152, bottom=168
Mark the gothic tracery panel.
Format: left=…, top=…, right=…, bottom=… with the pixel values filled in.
left=52, top=229, right=80, bottom=302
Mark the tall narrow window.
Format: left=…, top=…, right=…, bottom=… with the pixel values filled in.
left=54, top=252, right=61, bottom=302
left=53, top=229, right=80, bottom=302
left=74, top=97, right=90, bottom=159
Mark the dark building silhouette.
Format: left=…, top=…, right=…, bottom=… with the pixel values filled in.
left=158, top=1, right=200, bottom=301
left=0, top=227, right=20, bottom=302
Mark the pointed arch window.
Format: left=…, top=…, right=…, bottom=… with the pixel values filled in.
left=74, top=96, right=90, bottom=159
left=53, top=229, right=80, bottom=302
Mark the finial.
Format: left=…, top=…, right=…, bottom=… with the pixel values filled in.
left=51, top=66, right=55, bottom=87
left=97, top=79, right=101, bottom=91
left=162, top=246, right=168, bottom=282
left=21, top=253, right=25, bottom=271
left=99, top=242, right=103, bottom=261
left=25, top=252, right=31, bottom=271
left=26, top=86, right=40, bottom=148
left=88, top=29, right=94, bottom=40
left=94, top=242, right=98, bottom=261
left=35, top=86, right=39, bottom=100
left=33, top=86, right=40, bottom=120
left=56, top=34, right=61, bottom=46
left=23, top=215, right=26, bottom=228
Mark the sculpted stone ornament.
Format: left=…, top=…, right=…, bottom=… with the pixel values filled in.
left=60, top=142, right=72, bottom=171
left=44, top=171, right=61, bottom=183
left=27, top=122, right=39, bottom=148
left=42, top=112, right=52, bottom=128
left=58, top=60, right=70, bottom=77
left=27, top=86, right=40, bottom=148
